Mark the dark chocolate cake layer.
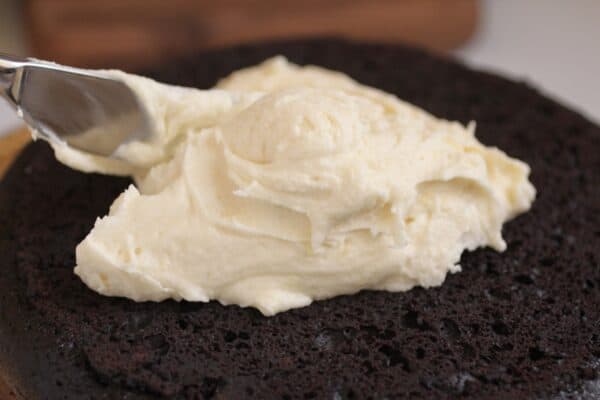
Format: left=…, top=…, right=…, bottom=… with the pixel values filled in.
left=1, top=39, right=599, bottom=399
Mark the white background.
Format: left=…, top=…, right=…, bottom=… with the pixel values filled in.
left=1, top=0, right=600, bottom=135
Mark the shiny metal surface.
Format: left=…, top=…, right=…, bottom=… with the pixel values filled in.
left=0, top=54, right=152, bottom=157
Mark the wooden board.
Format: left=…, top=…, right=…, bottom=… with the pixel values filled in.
left=0, top=381, right=18, bottom=400
left=0, top=377, right=20, bottom=400
left=25, top=0, right=478, bottom=69
left=0, top=129, right=30, bottom=179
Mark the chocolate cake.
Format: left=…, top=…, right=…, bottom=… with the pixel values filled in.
left=0, top=39, right=599, bottom=399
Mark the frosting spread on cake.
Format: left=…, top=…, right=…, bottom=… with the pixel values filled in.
left=45, top=57, right=535, bottom=315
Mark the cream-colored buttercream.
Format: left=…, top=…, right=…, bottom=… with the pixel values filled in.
left=45, top=57, right=535, bottom=315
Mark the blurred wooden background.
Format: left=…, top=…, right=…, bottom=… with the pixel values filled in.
left=24, top=0, right=478, bottom=69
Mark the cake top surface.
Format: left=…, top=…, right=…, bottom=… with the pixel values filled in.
left=0, top=39, right=598, bottom=399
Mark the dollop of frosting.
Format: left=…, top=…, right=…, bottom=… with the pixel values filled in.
left=50, top=57, right=535, bottom=315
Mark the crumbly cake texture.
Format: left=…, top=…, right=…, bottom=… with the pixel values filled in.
left=0, top=39, right=599, bottom=399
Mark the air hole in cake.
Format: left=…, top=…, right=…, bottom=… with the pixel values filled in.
left=401, top=310, right=431, bottom=331
left=223, top=330, right=237, bottom=342
left=379, top=345, right=411, bottom=371
left=491, top=321, right=512, bottom=336
left=440, top=318, right=461, bottom=341
left=176, top=319, right=188, bottom=330
left=539, top=257, right=555, bottom=267
left=528, top=346, right=546, bottom=361
left=514, top=274, right=535, bottom=285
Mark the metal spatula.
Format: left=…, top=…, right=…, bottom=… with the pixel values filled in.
left=0, top=53, right=153, bottom=157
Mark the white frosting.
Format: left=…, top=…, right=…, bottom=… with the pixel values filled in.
left=50, top=57, right=535, bottom=316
